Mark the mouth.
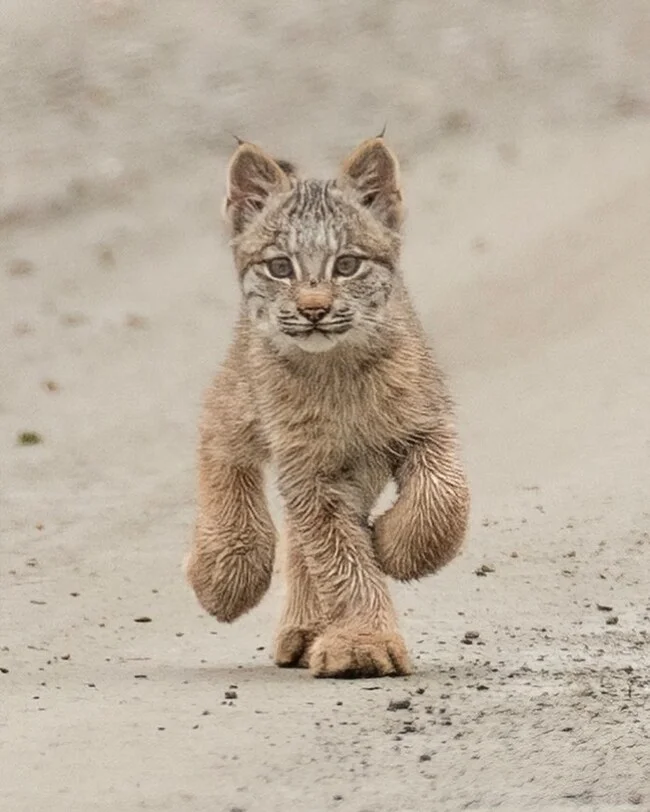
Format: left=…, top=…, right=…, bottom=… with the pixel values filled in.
left=280, top=322, right=353, bottom=339
left=315, top=324, right=352, bottom=336
left=276, top=321, right=354, bottom=353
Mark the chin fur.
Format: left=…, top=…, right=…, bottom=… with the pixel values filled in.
left=265, top=328, right=348, bottom=355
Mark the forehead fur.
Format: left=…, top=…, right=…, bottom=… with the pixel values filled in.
left=231, top=178, right=400, bottom=271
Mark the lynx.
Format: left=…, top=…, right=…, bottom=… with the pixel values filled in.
left=185, top=136, right=470, bottom=678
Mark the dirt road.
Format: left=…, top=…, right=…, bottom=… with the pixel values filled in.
left=2, top=3, right=650, bottom=810
left=3, top=122, right=649, bottom=811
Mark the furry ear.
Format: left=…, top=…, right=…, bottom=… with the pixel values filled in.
left=225, top=143, right=293, bottom=234
left=338, top=137, right=403, bottom=230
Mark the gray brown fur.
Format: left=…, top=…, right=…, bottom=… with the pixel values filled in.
left=185, top=138, right=470, bottom=678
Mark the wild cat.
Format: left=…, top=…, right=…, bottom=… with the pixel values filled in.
left=185, top=136, right=469, bottom=678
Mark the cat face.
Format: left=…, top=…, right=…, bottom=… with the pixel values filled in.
left=225, top=139, right=403, bottom=354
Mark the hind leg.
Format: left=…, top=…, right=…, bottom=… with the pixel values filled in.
left=274, top=527, right=325, bottom=667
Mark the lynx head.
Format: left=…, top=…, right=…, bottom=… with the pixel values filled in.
left=224, top=137, right=403, bottom=355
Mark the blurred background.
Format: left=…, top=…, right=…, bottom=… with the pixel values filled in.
left=2, top=0, right=650, bottom=214
left=2, top=3, right=650, bottom=811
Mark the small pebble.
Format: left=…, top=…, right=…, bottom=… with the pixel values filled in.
left=18, top=432, right=43, bottom=446
left=387, top=698, right=411, bottom=711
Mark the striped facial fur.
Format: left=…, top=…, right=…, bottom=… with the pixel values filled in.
left=224, top=138, right=403, bottom=354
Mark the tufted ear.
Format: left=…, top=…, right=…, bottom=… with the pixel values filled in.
left=224, top=143, right=293, bottom=234
left=338, top=137, right=403, bottom=231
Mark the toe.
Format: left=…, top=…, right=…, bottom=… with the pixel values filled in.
left=275, top=627, right=316, bottom=668
left=309, top=629, right=410, bottom=679
left=387, top=638, right=412, bottom=676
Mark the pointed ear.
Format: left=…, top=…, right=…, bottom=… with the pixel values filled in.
left=224, top=143, right=292, bottom=234
left=338, top=137, right=403, bottom=230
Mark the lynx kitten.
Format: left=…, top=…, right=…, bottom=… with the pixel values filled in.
left=185, top=137, right=469, bottom=678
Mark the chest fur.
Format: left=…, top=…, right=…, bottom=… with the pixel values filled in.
left=253, top=352, right=430, bottom=468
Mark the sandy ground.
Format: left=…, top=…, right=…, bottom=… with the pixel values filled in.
left=2, top=3, right=650, bottom=811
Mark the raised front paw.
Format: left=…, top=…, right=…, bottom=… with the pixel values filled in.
left=308, top=628, right=411, bottom=679
left=185, top=523, right=275, bottom=623
left=372, top=500, right=467, bottom=582
left=274, top=625, right=320, bottom=669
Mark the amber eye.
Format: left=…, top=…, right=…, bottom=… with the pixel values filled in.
left=333, top=255, right=361, bottom=277
left=266, top=257, right=294, bottom=279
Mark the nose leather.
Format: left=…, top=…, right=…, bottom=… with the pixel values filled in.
left=299, top=306, right=330, bottom=323
left=296, top=288, right=333, bottom=323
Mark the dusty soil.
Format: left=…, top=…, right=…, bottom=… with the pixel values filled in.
left=1, top=3, right=650, bottom=811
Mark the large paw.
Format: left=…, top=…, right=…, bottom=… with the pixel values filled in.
left=274, top=626, right=319, bottom=669
left=308, top=628, right=411, bottom=679
left=184, top=540, right=273, bottom=623
left=372, top=488, right=468, bottom=582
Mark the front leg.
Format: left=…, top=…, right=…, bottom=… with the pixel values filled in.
left=373, top=428, right=470, bottom=581
left=185, top=380, right=277, bottom=623
left=279, top=467, right=411, bottom=679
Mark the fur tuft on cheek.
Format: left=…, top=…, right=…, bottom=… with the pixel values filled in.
left=241, top=269, right=270, bottom=327
left=341, top=265, right=394, bottom=321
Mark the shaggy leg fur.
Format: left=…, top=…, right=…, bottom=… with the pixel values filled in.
left=274, top=528, right=325, bottom=667
left=185, top=456, right=277, bottom=623
left=373, top=432, right=470, bottom=581
left=280, top=472, right=411, bottom=678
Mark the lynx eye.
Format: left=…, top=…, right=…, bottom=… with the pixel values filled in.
left=266, top=257, right=294, bottom=279
left=333, top=255, right=362, bottom=277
